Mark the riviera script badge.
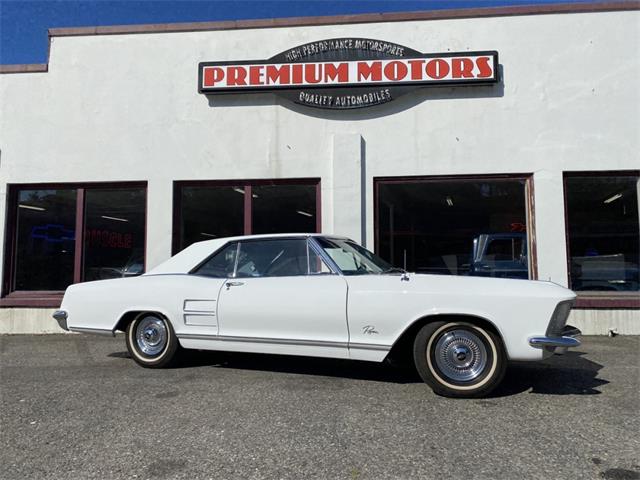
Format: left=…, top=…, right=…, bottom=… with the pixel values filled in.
left=198, top=38, right=499, bottom=110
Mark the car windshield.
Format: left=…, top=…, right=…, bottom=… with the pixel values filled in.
left=315, top=237, right=394, bottom=275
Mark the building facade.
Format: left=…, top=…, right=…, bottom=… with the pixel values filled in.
left=1, top=2, right=638, bottom=333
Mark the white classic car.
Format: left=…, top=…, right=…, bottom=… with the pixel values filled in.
left=54, top=234, right=581, bottom=398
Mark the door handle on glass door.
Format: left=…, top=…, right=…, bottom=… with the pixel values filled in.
left=226, top=281, right=244, bottom=289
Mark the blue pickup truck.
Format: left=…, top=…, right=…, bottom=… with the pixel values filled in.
left=468, top=233, right=638, bottom=288
left=469, top=233, right=529, bottom=279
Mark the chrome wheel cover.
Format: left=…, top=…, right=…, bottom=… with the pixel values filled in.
left=135, top=316, right=168, bottom=356
left=433, top=329, right=488, bottom=383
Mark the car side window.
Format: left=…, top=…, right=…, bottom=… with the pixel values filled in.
left=192, top=242, right=238, bottom=278
left=236, top=239, right=314, bottom=278
left=486, top=238, right=524, bottom=262
left=308, top=241, right=332, bottom=274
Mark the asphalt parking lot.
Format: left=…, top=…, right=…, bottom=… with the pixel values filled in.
left=0, top=335, right=639, bottom=480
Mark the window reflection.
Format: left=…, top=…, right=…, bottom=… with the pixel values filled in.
left=308, top=242, right=332, bottom=274
left=252, top=184, right=316, bottom=234
left=236, top=239, right=309, bottom=277
left=83, top=189, right=146, bottom=281
left=176, top=181, right=319, bottom=252
left=14, top=189, right=77, bottom=290
left=566, top=174, right=639, bottom=292
left=377, top=179, right=529, bottom=279
left=193, top=242, right=238, bottom=278
left=179, top=186, right=245, bottom=250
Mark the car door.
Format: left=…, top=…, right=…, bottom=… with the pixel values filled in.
left=216, top=238, right=349, bottom=358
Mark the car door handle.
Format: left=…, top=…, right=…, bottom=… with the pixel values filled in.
left=225, top=281, right=244, bottom=289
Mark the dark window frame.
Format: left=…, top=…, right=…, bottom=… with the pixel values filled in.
left=172, top=178, right=322, bottom=255
left=563, top=170, right=640, bottom=309
left=373, top=173, right=538, bottom=280
left=2, top=181, right=148, bottom=307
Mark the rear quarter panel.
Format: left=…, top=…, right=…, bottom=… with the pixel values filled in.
left=62, top=274, right=223, bottom=334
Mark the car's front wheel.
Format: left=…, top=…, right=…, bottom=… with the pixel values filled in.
left=413, top=321, right=506, bottom=398
left=126, top=313, right=179, bottom=368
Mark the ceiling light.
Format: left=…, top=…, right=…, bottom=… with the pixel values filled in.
left=252, top=194, right=258, bottom=198
left=296, top=210, right=313, bottom=217
left=603, top=193, right=622, bottom=204
left=101, top=215, right=128, bottom=222
left=233, top=188, right=245, bottom=195
left=18, top=204, right=45, bottom=211
left=446, top=196, right=454, bottom=207
left=200, top=233, right=217, bottom=238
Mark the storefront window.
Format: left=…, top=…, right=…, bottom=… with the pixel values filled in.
left=83, top=188, right=146, bottom=281
left=252, top=185, right=317, bottom=234
left=14, top=189, right=77, bottom=290
left=376, top=177, right=530, bottom=279
left=175, top=180, right=320, bottom=252
left=179, top=186, right=245, bottom=249
left=4, top=183, right=147, bottom=298
left=565, top=173, right=639, bottom=292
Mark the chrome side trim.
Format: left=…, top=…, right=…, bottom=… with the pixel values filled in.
left=349, top=342, right=391, bottom=351
left=52, top=310, right=68, bottom=331
left=178, top=334, right=346, bottom=348
left=183, top=299, right=216, bottom=313
left=177, top=333, right=391, bottom=351
left=70, top=327, right=116, bottom=337
left=528, top=336, right=581, bottom=349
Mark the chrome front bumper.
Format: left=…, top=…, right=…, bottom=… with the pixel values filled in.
left=529, top=325, right=581, bottom=354
left=52, top=310, right=69, bottom=331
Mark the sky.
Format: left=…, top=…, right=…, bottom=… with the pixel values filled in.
left=1, top=0, right=597, bottom=65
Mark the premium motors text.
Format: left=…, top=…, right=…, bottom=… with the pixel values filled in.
left=201, top=55, right=496, bottom=91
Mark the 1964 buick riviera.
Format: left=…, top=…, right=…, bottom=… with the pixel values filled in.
left=54, top=234, right=581, bottom=398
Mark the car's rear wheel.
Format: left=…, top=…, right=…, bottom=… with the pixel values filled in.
left=126, top=313, right=179, bottom=368
left=413, top=321, right=506, bottom=398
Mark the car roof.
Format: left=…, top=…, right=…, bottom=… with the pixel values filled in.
left=186, top=232, right=351, bottom=248
left=200, top=232, right=345, bottom=241
left=146, top=233, right=350, bottom=275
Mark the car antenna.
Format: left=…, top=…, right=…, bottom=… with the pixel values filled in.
left=402, top=250, right=409, bottom=281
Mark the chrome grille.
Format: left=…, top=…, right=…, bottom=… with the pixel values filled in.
left=545, top=300, right=575, bottom=337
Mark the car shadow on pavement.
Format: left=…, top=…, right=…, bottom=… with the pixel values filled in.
left=489, top=350, right=608, bottom=397
left=180, top=349, right=423, bottom=383
left=109, top=349, right=419, bottom=382
left=108, top=348, right=608, bottom=395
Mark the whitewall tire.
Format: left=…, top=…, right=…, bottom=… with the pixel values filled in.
left=126, top=313, right=179, bottom=368
left=413, top=321, right=506, bottom=398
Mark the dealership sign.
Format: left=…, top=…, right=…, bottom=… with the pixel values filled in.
left=198, top=38, right=499, bottom=109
